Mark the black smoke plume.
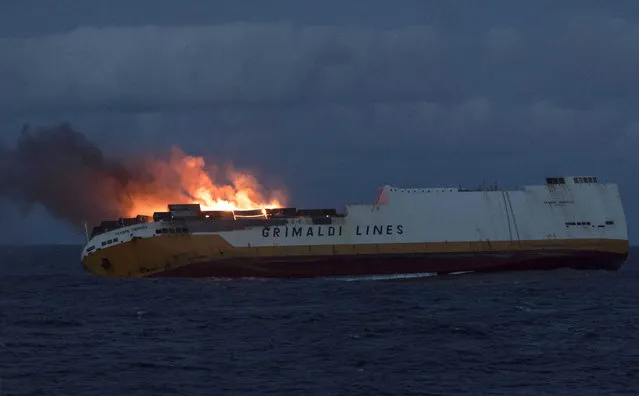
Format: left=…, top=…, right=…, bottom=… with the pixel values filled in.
left=0, top=123, right=144, bottom=231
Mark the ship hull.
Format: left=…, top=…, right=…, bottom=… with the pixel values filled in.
left=81, top=176, right=631, bottom=279
left=80, top=232, right=629, bottom=279
left=147, top=249, right=628, bottom=279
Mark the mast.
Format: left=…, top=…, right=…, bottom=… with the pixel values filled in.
left=83, top=220, right=89, bottom=242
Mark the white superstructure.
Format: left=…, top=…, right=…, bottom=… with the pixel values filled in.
left=82, top=175, right=628, bottom=259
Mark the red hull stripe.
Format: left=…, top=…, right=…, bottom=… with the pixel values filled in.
left=147, top=250, right=628, bottom=279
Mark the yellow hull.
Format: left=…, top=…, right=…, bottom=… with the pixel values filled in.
left=81, top=234, right=630, bottom=278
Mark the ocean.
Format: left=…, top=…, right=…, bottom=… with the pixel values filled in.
left=1, top=245, right=638, bottom=395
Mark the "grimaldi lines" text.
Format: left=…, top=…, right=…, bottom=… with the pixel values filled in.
left=261, top=224, right=404, bottom=238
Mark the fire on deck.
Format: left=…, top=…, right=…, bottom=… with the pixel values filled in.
left=89, top=203, right=341, bottom=238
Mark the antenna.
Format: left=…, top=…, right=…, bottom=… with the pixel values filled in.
left=83, top=220, right=89, bottom=242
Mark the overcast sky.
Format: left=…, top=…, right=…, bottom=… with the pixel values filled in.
left=1, top=0, right=638, bottom=244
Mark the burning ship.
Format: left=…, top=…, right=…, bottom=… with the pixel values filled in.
left=81, top=175, right=629, bottom=278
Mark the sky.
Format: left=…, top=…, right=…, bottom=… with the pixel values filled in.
left=0, top=0, right=638, bottom=244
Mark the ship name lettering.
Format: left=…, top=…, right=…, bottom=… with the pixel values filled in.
left=355, top=224, right=404, bottom=236
left=260, top=224, right=403, bottom=237
left=261, top=225, right=344, bottom=238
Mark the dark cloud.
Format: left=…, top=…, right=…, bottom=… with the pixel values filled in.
left=0, top=15, right=637, bottom=119
left=0, top=24, right=445, bottom=112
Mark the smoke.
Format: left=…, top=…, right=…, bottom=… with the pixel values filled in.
left=0, top=123, right=285, bottom=231
left=0, top=123, right=136, bottom=229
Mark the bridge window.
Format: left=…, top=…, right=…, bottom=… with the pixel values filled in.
left=574, top=176, right=598, bottom=183
left=546, top=177, right=566, bottom=185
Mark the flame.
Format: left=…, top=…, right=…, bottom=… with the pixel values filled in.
left=120, top=146, right=285, bottom=218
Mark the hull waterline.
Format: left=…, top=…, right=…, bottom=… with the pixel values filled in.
left=145, top=249, right=628, bottom=279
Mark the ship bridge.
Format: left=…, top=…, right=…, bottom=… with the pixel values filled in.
left=546, top=176, right=599, bottom=185
left=375, top=175, right=602, bottom=204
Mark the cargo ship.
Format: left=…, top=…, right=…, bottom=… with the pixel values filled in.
left=81, top=175, right=630, bottom=278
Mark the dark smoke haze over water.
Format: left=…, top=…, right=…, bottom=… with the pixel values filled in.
left=0, top=123, right=287, bottom=234
left=0, top=123, right=146, bottom=230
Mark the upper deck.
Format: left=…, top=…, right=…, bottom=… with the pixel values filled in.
left=89, top=175, right=614, bottom=239
left=88, top=205, right=345, bottom=239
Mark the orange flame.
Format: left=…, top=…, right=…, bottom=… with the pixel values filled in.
left=121, top=146, right=285, bottom=218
